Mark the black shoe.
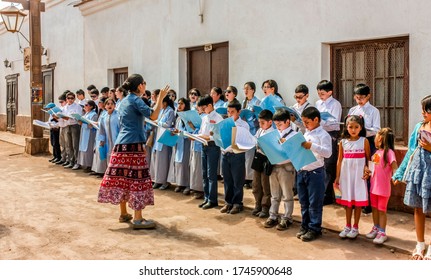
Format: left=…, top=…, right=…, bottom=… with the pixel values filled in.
left=202, top=202, right=218, bottom=210
left=153, top=183, right=162, bottom=189
left=252, top=207, right=262, bottom=216
left=301, top=230, right=320, bottom=242
left=229, top=205, right=243, bottom=214
left=198, top=200, right=208, bottom=208
left=55, top=160, right=65, bottom=165
left=194, top=191, right=204, bottom=199
left=243, top=183, right=252, bottom=189
left=264, top=218, right=278, bottom=228
left=48, top=157, right=56, bottom=162
left=323, top=198, right=335, bottom=206
left=159, top=184, right=170, bottom=190
left=183, top=187, right=191, bottom=195
left=62, top=161, right=70, bottom=166
left=217, top=175, right=223, bottom=181
left=296, top=227, right=308, bottom=239
left=52, top=158, right=61, bottom=164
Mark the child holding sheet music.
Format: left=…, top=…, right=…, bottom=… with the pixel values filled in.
left=262, top=80, right=285, bottom=105
left=296, top=107, right=332, bottom=242
left=393, top=95, right=431, bottom=260
left=44, top=102, right=61, bottom=163
left=219, top=100, right=253, bottom=214
left=75, top=100, right=98, bottom=171
left=210, top=87, right=226, bottom=109
left=251, top=109, right=274, bottom=218
left=170, top=98, right=192, bottom=195
left=90, top=97, right=108, bottom=177
left=62, top=91, right=83, bottom=169
left=196, top=95, right=224, bottom=210
left=152, top=96, right=176, bottom=190
left=292, top=84, right=310, bottom=133
left=98, top=98, right=120, bottom=164
left=264, top=108, right=297, bottom=230
left=315, top=80, right=342, bottom=206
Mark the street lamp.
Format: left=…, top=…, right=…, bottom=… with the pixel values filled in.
left=0, top=0, right=47, bottom=155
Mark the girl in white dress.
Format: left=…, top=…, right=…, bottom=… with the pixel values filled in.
left=335, top=115, right=370, bottom=239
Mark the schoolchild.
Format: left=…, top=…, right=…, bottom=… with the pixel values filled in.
left=152, top=96, right=176, bottom=190
left=393, top=95, right=431, bottom=260
left=74, top=100, right=98, bottom=171
left=115, top=86, right=128, bottom=111
left=264, top=108, right=297, bottom=230
left=53, top=93, right=68, bottom=165
left=188, top=88, right=201, bottom=110
left=365, top=128, right=397, bottom=244
left=75, top=89, right=87, bottom=108
left=100, top=87, right=110, bottom=99
left=210, top=87, right=226, bottom=109
left=315, top=80, right=342, bottom=205
left=335, top=115, right=371, bottom=239
left=291, top=84, right=310, bottom=133
left=222, top=86, right=238, bottom=108
left=168, top=89, right=178, bottom=109
left=261, top=79, right=285, bottom=105
left=251, top=109, right=274, bottom=218
left=296, top=106, right=332, bottom=242
left=44, top=102, right=61, bottom=162
left=62, top=91, right=83, bottom=168
left=170, top=98, right=192, bottom=195
left=90, top=88, right=100, bottom=105
left=219, top=100, right=254, bottom=214
left=242, top=81, right=261, bottom=189
left=98, top=98, right=120, bottom=165
left=348, top=83, right=381, bottom=214
left=90, top=97, right=108, bottom=176
left=196, top=94, right=224, bottom=209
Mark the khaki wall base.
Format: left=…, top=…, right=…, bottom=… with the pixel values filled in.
left=25, top=137, right=50, bottom=155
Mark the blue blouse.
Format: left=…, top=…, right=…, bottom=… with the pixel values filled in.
left=115, top=93, right=152, bottom=145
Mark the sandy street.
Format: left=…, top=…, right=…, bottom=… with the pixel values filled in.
left=0, top=141, right=408, bottom=260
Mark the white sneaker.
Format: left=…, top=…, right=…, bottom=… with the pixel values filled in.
left=347, top=227, right=359, bottom=239
left=339, top=227, right=351, bottom=238
left=365, top=226, right=379, bottom=239
left=72, top=164, right=81, bottom=170
left=373, top=232, right=387, bottom=244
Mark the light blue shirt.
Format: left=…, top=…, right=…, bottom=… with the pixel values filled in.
left=115, top=93, right=152, bottom=145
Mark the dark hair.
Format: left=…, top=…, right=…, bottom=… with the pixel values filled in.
left=301, top=106, right=321, bottom=121
left=66, top=92, right=75, bottom=98
left=100, top=87, right=110, bottom=94
left=227, top=99, right=241, bottom=111
left=98, top=97, right=107, bottom=116
left=376, top=127, right=395, bottom=167
left=263, top=79, right=278, bottom=93
left=197, top=94, right=213, bottom=107
left=244, top=81, right=256, bottom=92
left=295, top=84, right=309, bottom=94
left=211, top=86, right=225, bottom=101
left=144, top=90, right=151, bottom=98
left=353, top=83, right=370, bottom=96
left=58, top=93, right=67, bottom=101
left=87, top=84, right=96, bottom=91
left=104, top=97, right=116, bottom=106
left=168, top=89, right=177, bottom=97
left=226, top=85, right=238, bottom=97
left=421, top=94, right=431, bottom=114
left=273, top=108, right=291, bottom=122
left=341, top=115, right=366, bottom=139
left=316, top=80, right=333, bottom=92
left=163, top=95, right=175, bottom=110
left=86, top=100, right=98, bottom=114
left=116, top=86, right=127, bottom=97
left=258, top=109, right=273, bottom=121
left=63, top=90, right=71, bottom=95
left=76, top=89, right=85, bottom=95
left=178, top=97, right=190, bottom=111
left=90, top=88, right=99, bottom=96
left=188, top=88, right=201, bottom=97
left=99, top=96, right=107, bottom=105
left=122, top=74, right=144, bottom=93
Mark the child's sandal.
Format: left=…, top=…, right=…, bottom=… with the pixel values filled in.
left=412, top=245, right=425, bottom=260
left=424, top=248, right=431, bottom=260
left=119, top=214, right=133, bottom=223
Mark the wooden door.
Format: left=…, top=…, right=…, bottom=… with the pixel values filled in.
left=42, top=67, right=55, bottom=122
left=6, top=74, right=19, bottom=132
left=187, top=42, right=228, bottom=95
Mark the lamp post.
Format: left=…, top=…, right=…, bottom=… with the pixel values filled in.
left=1, top=0, right=47, bottom=154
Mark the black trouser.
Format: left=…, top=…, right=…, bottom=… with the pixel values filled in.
left=50, top=128, right=61, bottom=160
left=364, top=136, right=377, bottom=211
left=323, top=130, right=340, bottom=203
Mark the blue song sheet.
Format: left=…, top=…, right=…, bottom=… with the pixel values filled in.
left=239, top=109, right=255, bottom=122
left=257, top=130, right=289, bottom=164
left=215, top=107, right=227, bottom=116
left=212, top=117, right=236, bottom=149
left=260, top=95, right=284, bottom=113
left=252, top=105, right=263, bottom=118
left=273, top=106, right=302, bottom=123
left=177, top=110, right=202, bottom=132
left=280, top=132, right=316, bottom=171
left=71, top=113, right=99, bottom=130
left=320, top=111, right=336, bottom=121
left=156, top=127, right=179, bottom=147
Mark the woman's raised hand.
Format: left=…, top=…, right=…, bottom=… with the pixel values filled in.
left=159, top=85, right=170, bottom=100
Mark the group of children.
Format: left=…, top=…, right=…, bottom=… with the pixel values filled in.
left=44, top=78, right=431, bottom=258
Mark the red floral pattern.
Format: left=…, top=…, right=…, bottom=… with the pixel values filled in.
left=98, top=143, right=154, bottom=210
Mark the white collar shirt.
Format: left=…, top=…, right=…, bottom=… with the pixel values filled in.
left=199, top=109, right=224, bottom=140
left=301, top=126, right=332, bottom=171
left=276, top=126, right=297, bottom=165
left=315, top=96, right=342, bottom=132
left=348, top=102, right=381, bottom=137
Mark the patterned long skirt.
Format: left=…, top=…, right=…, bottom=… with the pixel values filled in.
left=98, top=143, right=154, bottom=210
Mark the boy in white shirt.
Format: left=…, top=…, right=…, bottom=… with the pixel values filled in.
left=296, top=106, right=332, bottom=242
left=264, top=108, right=297, bottom=231
left=315, top=80, right=342, bottom=205
left=292, top=84, right=310, bottom=133
left=251, top=110, right=275, bottom=218
left=348, top=83, right=381, bottom=214
left=220, top=100, right=254, bottom=214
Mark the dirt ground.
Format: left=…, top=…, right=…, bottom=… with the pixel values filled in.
left=0, top=141, right=409, bottom=260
